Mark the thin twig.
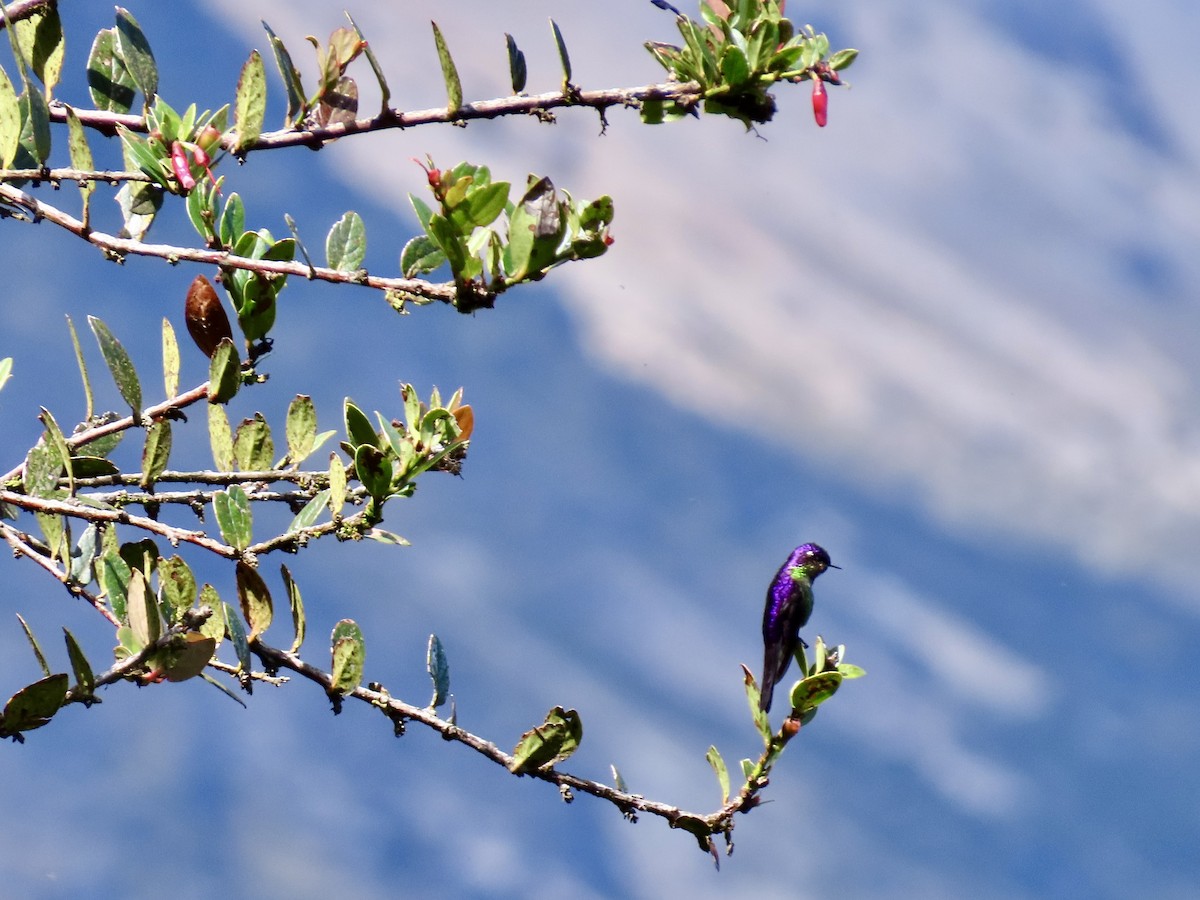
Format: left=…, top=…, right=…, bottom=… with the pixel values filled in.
left=248, top=637, right=778, bottom=845
left=0, top=521, right=121, bottom=625
left=0, top=167, right=153, bottom=184
left=0, top=0, right=52, bottom=31
left=0, top=183, right=467, bottom=305
left=46, top=81, right=703, bottom=149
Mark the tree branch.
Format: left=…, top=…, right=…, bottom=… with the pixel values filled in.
left=0, top=184, right=468, bottom=306
left=0, top=521, right=121, bottom=625
left=0, top=0, right=52, bottom=31
left=47, top=81, right=703, bottom=149
left=247, top=636, right=790, bottom=852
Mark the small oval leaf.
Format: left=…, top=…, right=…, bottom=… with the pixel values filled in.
left=235, top=560, right=272, bottom=641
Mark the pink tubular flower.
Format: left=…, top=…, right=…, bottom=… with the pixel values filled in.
left=811, top=78, right=828, bottom=128
left=169, top=140, right=196, bottom=190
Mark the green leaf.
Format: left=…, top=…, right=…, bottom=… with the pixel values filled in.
left=88, top=316, right=142, bottom=415
left=329, top=619, right=365, bottom=695
left=235, top=560, right=272, bottom=641
left=287, top=489, right=328, bottom=535
left=63, top=629, right=96, bottom=698
left=234, top=49, right=266, bottom=151
left=158, top=554, right=197, bottom=621
left=549, top=19, right=572, bottom=87
left=119, top=538, right=158, bottom=581
left=354, top=444, right=392, bottom=500
left=113, top=7, right=157, bottom=105
left=325, top=211, right=366, bottom=272
left=86, top=28, right=135, bottom=113
left=0, top=356, right=11, bottom=394
left=365, top=528, right=409, bottom=546
left=18, top=82, right=52, bottom=165
left=0, top=65, right=19, bottom=168
left=197, top=584, right=225, bottom=646
left=161, top=632, right=216, bottom=683
left=34, top=511, right=66, bottom=565
left=101, top=550, right=131, bottom=623
left=426, top=214, right=467, bottom=275
left=139, top=419, right=171, bottom=489
left=233, top=412, right=274, bottom=471
left=706, top=745, right=730, bottom=804
left=458, top=181, right=509, bottom=229
left=611, top=764, right=628, bottom=793
left=400, top=234, right=445, bottom=278
left=68, top=523, right=98, bottom=585
left=837, top=662, right=867, bottom=679
left=262, top=21, right=306, bottom=126
left=409, top=194, right=434, bottom=230
left=788, top=671, right=843, bottom=713
left=207, top=338, right=240, bottom=404
left=828, top=48, right=858, bottom=72
left=343, top=398, right=377, bottom=449
left=126, top=569, right=160, bottom=648
left=16, top=614, right=51, bottom=677
left=223, top=600, right=251, bottom=676
left=742, top=664, right=772, bottom=745
left=161, top=317, right=180, bottom=399
left=65, top=317, right=95, bottom=420
left=208, top=402, right=235, bottom=471
left=13, top=7, right=64, bottom=95
left=281, top=565, right=305, bottom=653
left=284, top=394, right=317, bottom=464
left=327, top=452, right=347, bottom=518
left=37, top=406, right=73, bottom=495
left=427, top=633, right=449, bottom=709
left=506, top=176, right=564, bottom=281
left=219, top=192, right=245, bottom=250
left=213, top=484, right=252, bottom=551
left=509, top=706, right=583, bottom=774
left=720, top=43, right=751, bottom=85
left=504, top=34, right=527, bottom=93
left=60, top=107, right=95, bottom=224
left=430, top=22, right=462, bottom=113
left=0, top=674, right=68, bottom=739
left=23, top=437, right=62, bottom=499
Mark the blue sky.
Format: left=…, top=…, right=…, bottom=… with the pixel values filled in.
left=1, top=1, right=1199, bottom=897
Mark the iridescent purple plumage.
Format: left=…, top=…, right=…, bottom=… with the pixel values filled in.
left=759, top=543, right=837, bottom=712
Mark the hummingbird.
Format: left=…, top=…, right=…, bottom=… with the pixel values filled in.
left=759, top=543, right=838, bottom=712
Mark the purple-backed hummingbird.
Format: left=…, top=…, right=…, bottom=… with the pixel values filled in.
left=759, top=543, right=838, bottom=712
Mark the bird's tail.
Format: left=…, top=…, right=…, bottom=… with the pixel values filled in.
left=758, top=671, right=775, bottom=712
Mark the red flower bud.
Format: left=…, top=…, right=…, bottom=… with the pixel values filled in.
left=811, top=79, right=828, bottom=128
left=412, top=156, right=441, bottom=189
left=170, top=140, right=196, bottom=190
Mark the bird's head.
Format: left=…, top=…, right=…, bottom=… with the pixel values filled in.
left=793, top=543, right=839, bottom=579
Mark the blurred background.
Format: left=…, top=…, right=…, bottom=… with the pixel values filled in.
left=1, top=1, right=1198, bottom=897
